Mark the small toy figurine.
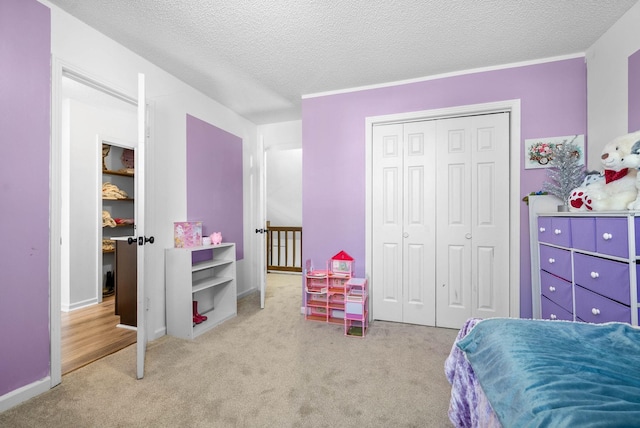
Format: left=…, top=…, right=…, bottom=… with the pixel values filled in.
left=210, top=232, right=222, bottom=245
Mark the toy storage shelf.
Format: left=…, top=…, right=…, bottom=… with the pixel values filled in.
left=305, top=271, right=351, bottom=324
left=344, top=278, right=369, bottom=337
left=165, top=243, right=237, bottom=339
left=304, top=264, right=368, bottom=337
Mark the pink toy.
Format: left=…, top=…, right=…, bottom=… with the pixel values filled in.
left=173, top=221, right=202, bottom=248
left=210, top=232, right=222, bottom=245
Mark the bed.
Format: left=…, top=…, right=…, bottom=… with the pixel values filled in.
left=445, top=318, right=640, bottom=427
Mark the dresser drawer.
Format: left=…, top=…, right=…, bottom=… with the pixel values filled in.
left=541, top=296, right=573, bottom=321
left=570, top=217, right=596, bottom=252
left=635, top=218, right=640, bottom=256
left=540, top=270, right=572, bottom=312
left=573, top=253, right=630, bottom=305
left=538, top=217, right=571, bottom=247
left=539, top=245, right=571, bottom=280
left=575, top=285, right=631, bottom=324
left=595, top=217, right=629, bottom=258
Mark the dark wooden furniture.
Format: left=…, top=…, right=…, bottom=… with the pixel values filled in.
left=115, top=239, right=137, bottom=327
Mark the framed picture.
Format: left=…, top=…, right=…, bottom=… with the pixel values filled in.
left=173, top=221, right=203, bottom=248
left=524, top=135, right=585, bottom=169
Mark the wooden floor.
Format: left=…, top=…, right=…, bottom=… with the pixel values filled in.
left=61, top=296, right=137, bottom=375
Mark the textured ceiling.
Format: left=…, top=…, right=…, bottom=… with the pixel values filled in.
left=48, top=0, right=638, bottom=124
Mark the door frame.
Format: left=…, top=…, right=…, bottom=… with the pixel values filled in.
left=364, top=100, right=522, bottom=322
left=50, top=58, right=139, bottom=387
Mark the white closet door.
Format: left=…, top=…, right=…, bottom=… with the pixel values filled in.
left=435, top=113, right=510, bottom=328
left=372, top=121, right=436, bottom=326
left=402, top=121, right=436, bottom=325
left=372, top=123, right=404, bottom=323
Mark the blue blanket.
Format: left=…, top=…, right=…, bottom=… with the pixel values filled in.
left=457, top=318, right=640, bottom=427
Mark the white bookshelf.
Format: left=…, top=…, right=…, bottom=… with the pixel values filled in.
left=165, top=243, right=237, bottom=339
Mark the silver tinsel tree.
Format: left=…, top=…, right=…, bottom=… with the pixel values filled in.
left=542, top=137, right=586, bottom=205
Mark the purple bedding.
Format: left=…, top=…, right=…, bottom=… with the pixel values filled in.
left=444, top=318, right=501, bottom=428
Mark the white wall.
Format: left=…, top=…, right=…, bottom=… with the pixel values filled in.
left=260, top=120, right=302, bottom=150
left=259, top=120, right=302, bottom=227
left=62, top=97, right=136, bottom=311
left=45, top=0, right=259, bottom=340
left=586, top=1, right=640, bottom=170
left=267, top=149, right=302, bottom=226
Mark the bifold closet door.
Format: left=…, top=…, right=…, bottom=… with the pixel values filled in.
left=371, top=121, right=436, bottom=326
left=435, top=113, right=510, bottom=329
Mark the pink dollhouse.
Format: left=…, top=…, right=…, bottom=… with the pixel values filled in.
left=305, top=250, right=368, bottom=337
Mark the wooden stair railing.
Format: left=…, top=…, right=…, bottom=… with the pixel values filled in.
left=266, top=221, right=302, bottom=273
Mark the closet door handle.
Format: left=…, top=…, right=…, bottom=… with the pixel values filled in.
left=403, top=232, right=409, bottom=238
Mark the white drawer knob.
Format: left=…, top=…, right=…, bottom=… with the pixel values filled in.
left=602, top=233, right=613, bottom=240
left=590, top=271, right=599, bottom=279
left=539, top=227, right=546, bottom=232
left=548, top=258, right=555, bottom=264
left=554, top=229, right=562, bottom=235
left=549, top=286, right=556, bottom=292
left=592, top=308, right=601, bottom=315
left=550, top=314, right=557, bottom=320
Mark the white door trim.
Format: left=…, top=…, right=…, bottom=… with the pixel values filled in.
left=50, top=57, right=138, bottom=388
left=365, top=100, right=522, bottom=322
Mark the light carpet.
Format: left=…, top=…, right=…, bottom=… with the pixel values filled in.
left=0, top=273, right=458, bottom=427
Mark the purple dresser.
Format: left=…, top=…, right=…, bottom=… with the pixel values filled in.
left=536, top=214, right=639, bottom=325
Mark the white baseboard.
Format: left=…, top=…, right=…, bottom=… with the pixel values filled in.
left=152, top=326, right=167, bottom=340
left=237, top=287, right=258, bottom=300
left=0, top=376, right=51, bottom=413
left=62, top=297, right=99, bottom=313
left=116, top=324, right=136, bottom=331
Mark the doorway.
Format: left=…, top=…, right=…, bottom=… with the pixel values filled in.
left=58, top=73, right=138, bottom=375
left=255, top=123, right=304, bottom=309
left=365, top=101, right=522, bottom=329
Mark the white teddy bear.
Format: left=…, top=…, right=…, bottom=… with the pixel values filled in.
left=568, top=131, right=640, bottom=211
left=625, top=137, right=640, bottom=210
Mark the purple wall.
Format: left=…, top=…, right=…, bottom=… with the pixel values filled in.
left=302, top=58, right=587, bottom=319
left=629, top=49, right=640, bottom=133
left=186, top=114, right=244, bottom=260
left=0, top=0, right=51, bottom=396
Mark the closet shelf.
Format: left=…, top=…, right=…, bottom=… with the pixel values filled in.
left=102, top=169, right=134, bottom=177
